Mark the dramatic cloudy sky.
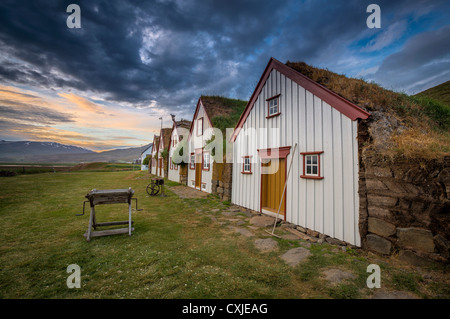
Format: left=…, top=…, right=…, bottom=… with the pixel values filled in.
left=0, top=0, right=449, bottom=150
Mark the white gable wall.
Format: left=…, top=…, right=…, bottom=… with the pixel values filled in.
left=150, top=141, right=158, bottom=175
left=140, top=145, right=152, bottom=171
left=232, top=69, right=360, bottom=246
left=187, top=101, right=213, bottom=193
left=168, top=127, right=180, bottom=182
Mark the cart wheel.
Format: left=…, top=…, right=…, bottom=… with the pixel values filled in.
left=146, top=183, right=160, bottom=196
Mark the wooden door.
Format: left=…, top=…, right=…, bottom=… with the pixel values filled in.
left=195, top=152, right=202, bottom=189
left=261, top=158, right=286, bottom=215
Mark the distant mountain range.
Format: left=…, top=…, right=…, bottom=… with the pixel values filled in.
left=0, top=140, right=152, bottom=163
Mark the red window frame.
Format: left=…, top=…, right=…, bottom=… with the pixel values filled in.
left=202, top=151, right=210, bottom=171
left=266, top=94, right=281, bottom=119
left=190, top=152, right=195, bottom=169
left=241, top=156, right=252, bottom=174
left=300, top=151, right=324, bottom=179
left=197, top=117, right=203, bottom=136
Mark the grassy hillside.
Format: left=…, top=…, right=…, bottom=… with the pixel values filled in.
left=415, top=81, right=450, bottom=106
left=286, top=62, right=450, bottom=160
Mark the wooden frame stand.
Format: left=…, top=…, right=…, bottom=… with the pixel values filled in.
left=82, top=188, right=136, bottom=242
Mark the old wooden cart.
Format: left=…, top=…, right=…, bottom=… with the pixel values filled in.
left=79, top=188, right=139, bottom=241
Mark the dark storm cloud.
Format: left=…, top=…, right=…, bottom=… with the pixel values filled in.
left=371, top=24, right=450, bottom=93
left=0, top=0, right=449, bottom=114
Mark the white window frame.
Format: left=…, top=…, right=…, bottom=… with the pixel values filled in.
left=305, top=154, right=319, bottom=176
left=243, top=156, right=251, bottom=173
left=268, top=99, right=278, bottom=116
left=203, top=152, right=210, bottom=171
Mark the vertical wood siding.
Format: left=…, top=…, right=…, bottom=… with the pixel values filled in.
left=168, top=128, right=179, bottom=183
left=187, top=101, right=213, bottom=193
left=232, top=69, right=361, bottom=246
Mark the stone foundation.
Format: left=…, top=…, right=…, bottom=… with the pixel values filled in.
left=211, top=162, right=233, bottom=201
left=359, top=153, right=449, bottom=264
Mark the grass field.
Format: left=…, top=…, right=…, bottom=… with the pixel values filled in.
left=0, top=170, right=448, bottom=299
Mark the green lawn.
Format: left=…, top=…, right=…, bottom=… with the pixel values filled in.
left=0, top=170, right=448, bottom=299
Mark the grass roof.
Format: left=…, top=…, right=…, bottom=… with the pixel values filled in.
left=200, top=95, right=248, bottom=135
left=286, top=61, right=450, bottom=160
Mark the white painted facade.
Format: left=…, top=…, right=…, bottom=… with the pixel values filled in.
left=187, top=100, right=213, bottom=193
left=150, top=136, right=159, bottom=175
left=157, top=133, right=165, bottom=178
left=140, top=144, right=152, bottom=171
left=232, top=67, right=362, bottom=246
left=168, top=124, right=180, bottom=183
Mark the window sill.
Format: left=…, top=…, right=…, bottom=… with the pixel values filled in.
left=300, top=175, right=324, bottom=180
left=266, top=112, right=281, bottom=119
left=241, top=171, right=253, bottom=175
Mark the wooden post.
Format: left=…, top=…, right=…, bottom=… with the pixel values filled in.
left=87, top=206, right=95, bottom=242
left=128, top=202, right=132, bottom=236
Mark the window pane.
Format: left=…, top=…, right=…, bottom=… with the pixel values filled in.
left=306, top=166, right=311, bottom=174
left=306, top=156, right=311, bottom=165
left=312, top=155, right=318, bottom=165
left=312, top=166, right=318, bottom=175
left=269, top=99, right=279, bottom=115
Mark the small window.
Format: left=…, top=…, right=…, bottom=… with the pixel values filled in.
left=203, top=151, right=210, bottom=171
left=242, top=156, right=252, bottom=174
left=266, top=94, right=280, bottom=118
left=305, top=155, right=318, bottom=175
left=197, top=117, right=203, bottom=136
left=201, top=183, right=206, bottom=190
left=170, top=157, right=173, bottom=170
left=300, top=151, right=324, bottom=179
left=190, top=153, right=195, bottom=169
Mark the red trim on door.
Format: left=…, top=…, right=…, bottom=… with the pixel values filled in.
left=257, top=146, right=291, bottom=159
left=257, top=146, right=291, bottom=221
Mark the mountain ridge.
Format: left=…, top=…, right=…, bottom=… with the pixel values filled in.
left=0, top=140, right=151, bottom=163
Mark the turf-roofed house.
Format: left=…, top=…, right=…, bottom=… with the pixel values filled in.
left=149, top=134, right=160, bottom=175
left=230, top=57, right=449, bottom=263
left=156, top=127, right=173, bottom=179
left=187, top=96, right=247, bottom=198
left=167, top=117, right=191, bottom=185
left=230, top=57, right=370, bottom=247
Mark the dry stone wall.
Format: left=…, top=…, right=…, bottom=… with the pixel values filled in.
left=359, top=154, right=450, bottom=264
left=211, top=162, right=233, bottom=201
